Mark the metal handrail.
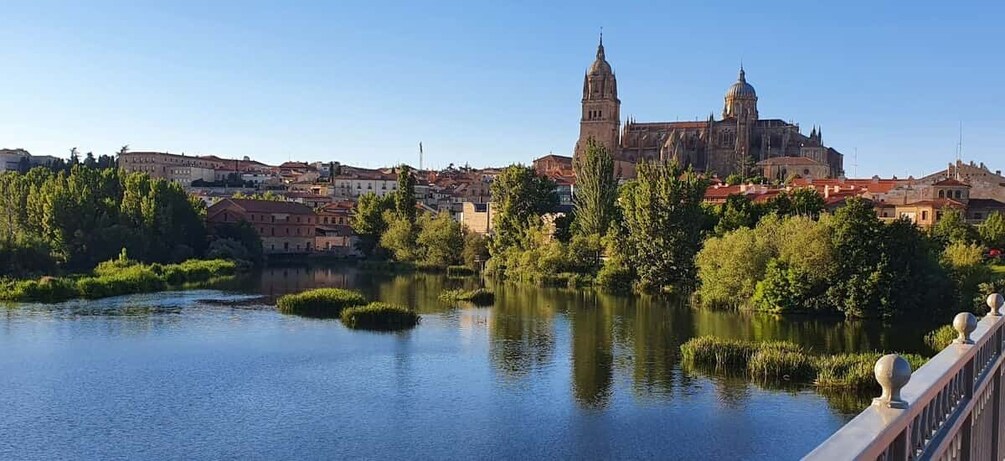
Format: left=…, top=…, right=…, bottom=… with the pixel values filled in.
left=805, top=293, right=1005, bottom=460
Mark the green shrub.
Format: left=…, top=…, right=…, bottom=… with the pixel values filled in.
left=0, top=277, right=78, bottom=303
left=439, top=288, right=495, bottom=306
left=748, top=348, right=816, bottom=381
left=924, top=324, right=957, bottom=351
left=276, top=288, right=367, bottom=318
left=76, top=266, right=166, bottom=299
left=340, top=302, right=420, bottom=331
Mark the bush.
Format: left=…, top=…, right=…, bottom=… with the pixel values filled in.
left=0, top=277, right=78, bottom=303
left=76, top=265, right=166, bottom=299
left=276, top=288, right=367, bottom=318
left=340, top=302, right=420, bottom=331
left=439, top=288, right=495, bottom=305
left=924, top=324, right=956, bottom=351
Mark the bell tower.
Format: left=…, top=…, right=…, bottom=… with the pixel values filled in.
left=574, top=33, right=621, bottom=163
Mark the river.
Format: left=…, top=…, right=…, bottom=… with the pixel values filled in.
left=0, top=264, right=938, bottom=460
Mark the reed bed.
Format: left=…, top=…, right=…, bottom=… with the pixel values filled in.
left=340, top=302, right=420, bottom=331
left=275, top=288, right=367, bottom=318
left=0, top=258, right=238, bottom=304
left=680, top=336, right=929, bottom=389
left=438, top=288, right=495, bottom=306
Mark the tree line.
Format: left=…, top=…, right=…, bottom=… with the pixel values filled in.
left=0, top=165, right=260, bottom=277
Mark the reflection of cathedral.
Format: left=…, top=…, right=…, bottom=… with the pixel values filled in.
left=573, top=36, right=844, bottom=179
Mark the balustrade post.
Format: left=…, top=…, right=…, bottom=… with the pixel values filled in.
left=873, top=354, right=912, bottom=409
left=953, top=312, right=977, bottom=345
left=989, top=293, right=1004, bottom=317
left=990, top=293, right=1004, bottom=460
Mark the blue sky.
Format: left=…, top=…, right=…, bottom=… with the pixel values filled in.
left=1, top=1, right=1002, bottom=177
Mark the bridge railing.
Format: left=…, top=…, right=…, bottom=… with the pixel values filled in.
left=806, top=293, right=1005, bottom=461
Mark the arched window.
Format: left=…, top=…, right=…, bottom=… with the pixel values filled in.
left=954, top=190, right=962, bottom=199
left=938, top=190, right=945, bottom=198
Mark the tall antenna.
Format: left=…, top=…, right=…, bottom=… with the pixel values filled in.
left=853, top=147, right=858, bottom=178
left=419, top=142, right=424, bottom=171
left=956, top=122, right=963, bottom=180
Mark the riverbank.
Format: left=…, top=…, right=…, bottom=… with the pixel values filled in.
left=0, top=258, right=240, bottom=304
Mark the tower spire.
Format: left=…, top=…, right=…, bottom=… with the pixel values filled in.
left=597, top=27, right=605, bottom=59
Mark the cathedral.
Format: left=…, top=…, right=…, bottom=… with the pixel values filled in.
left=574, top=37, right=844, bottom=179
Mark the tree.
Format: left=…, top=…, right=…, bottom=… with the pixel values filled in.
left=489, top=165, right=558, bottom=253
left=380, top=212, right=418, bottom=261
left=462, top=231, right=489, bottom=271
left=931, top=207, right=979, bottom=246
left=352, top=193, right=394, bottom=257
left=980, top=212, right=1005, bottom=249
left=573, top=139, right=618, bottom=237
left=16, top=156, right=31, bottom=174
left=416, top=212, right=463, bottom=267
left=941, top=241, right=992, bottom=313
left=394, top=165, right=417, bottom=224
left=619, top=160, right=709, bottom=290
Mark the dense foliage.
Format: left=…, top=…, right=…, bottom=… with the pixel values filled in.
left=0, top=253, right=236, bottom=303
left=339, top=302, right=420, bottom=331
left=488, top=164, right=559, bottom=253
left=573, top=140, right=618, bottom=237
left=0, top=166, right=208, bottom=276
left=619, top=160, right=709, bottom=290
left=696, top=198, right=982, bottom=318
left=275, top=288, right=367, bottom=318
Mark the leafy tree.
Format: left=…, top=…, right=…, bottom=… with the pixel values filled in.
left=573, top=139, right=618, bottom=237
left=979, top=212, right=1005, bottom=249
left=619, top=160, right=709, bottom=290
left=931, top=207, right=979, bottom=246
left=714, top=195, right=763, bottom=235
left=489, top=164, right=558, bottom=253
left=787, top=188, right=826, bottom=217
left=462, top=231, right=489, bottom=271
left=351, top=193, right=394, bottom=257
left=416, top=212, right=463, bottom=267
left=380, top=212, right=418, bottom=262
left=394, top=165, right=417, bottom=224
left=208, top=221, right=263, bottom=264
left=941, top=242, right=993, bottom=312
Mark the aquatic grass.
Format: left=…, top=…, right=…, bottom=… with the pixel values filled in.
left=748, top=349, right=816, bottom=381
left=681, top=336, right=930, bottom=389
left=814, top=353, right=928, bottom=390
left=276, top=288, right=367, bottom=318
left=924, top=324, right=956, bottom=352
left=340, top=302, right=420, bottom=331
left=446, top=265, right=475, bottom=277
left=1, top=258, right=238, bottom=304
left=0, top=277, right=79, bottom=304
left=438, top=288, right=495, bottom=306
left=680, top=336, right=802, bottom=370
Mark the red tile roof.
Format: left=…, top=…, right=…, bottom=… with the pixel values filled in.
left=214, top=198, right=315, bottom=215
left=932, top=178, right=970, bottom=187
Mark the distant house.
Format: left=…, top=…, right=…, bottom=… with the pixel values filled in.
left=207, top=198, right=317, bottom=254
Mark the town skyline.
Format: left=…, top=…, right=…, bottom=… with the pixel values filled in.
left=2, top=1, right=1003, bottom=177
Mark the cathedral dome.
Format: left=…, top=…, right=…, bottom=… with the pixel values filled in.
left=588, top=36, right=612, bottom=75
left=725, top=68, right=756, bottom=99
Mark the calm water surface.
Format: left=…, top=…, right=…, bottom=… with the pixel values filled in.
left=0, top=265, right=937, bottom=460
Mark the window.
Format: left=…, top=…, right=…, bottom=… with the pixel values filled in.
left=922, top=211, right=929, bottom=221
left=936, top=211, right=943, bottom=221
left=955, top=190, right=962, bottom=199
left=938, top=190, right=945, bottom=198
left=284, top=242, right=289, bottom=251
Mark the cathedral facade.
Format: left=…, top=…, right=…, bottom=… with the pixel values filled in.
left=573, top=38, right=844, bottom=179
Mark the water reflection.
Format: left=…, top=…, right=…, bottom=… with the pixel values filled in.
left=241, top=264, right=935, bottom=412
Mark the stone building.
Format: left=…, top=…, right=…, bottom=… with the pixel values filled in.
left=207, top=198, right=317, bottom=254
left=573, top=37, right=844, bottom=179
